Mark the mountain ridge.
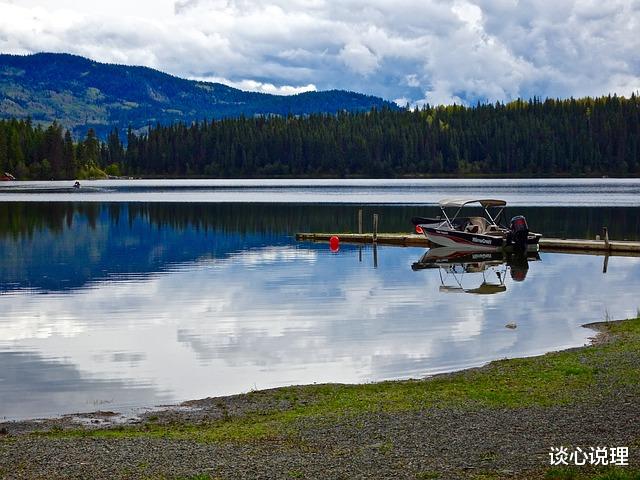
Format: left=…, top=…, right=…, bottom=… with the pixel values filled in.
left=0, top=52, right=398, bottom=138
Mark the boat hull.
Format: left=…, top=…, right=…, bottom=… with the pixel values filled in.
left=421, top=226, right=540, bottom=251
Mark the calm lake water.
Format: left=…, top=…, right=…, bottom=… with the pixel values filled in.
left=1, top=178, right=640, bottom=205
left=1, top=179, right=640, bottom=420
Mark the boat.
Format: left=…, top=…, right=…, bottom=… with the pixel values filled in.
left=1, top=172, right=15, bottom=181
left=411, top=247, right=540, bottom=293
left=411, top=198, right=542, bottom=251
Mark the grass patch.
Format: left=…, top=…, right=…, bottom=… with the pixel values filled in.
left=545, top=467, right=581, bottom=480
left=40, top=318, right=640, bottom=444
left=178, top=475, right=220, bottom=480
left=545, top=468, right=640, bottom=480
left=415, top=472, right=441, bottom=479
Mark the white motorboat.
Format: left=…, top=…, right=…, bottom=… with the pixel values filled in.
left=411, top=198, right=542, bottom=251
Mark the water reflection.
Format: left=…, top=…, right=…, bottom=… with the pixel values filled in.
left=1, top=351, right=169, bottom=420
left=1, top=202, right=640, bottom=294
left=412, top=248, right=541, bottom=293
left=1, top=202, right=640, bottom=420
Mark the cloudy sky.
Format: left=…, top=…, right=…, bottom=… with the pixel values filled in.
left=0, top=0, right=639, bottom=105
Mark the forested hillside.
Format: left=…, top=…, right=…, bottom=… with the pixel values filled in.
left=1, top=95, right=638, bottom=179
left=0, top=53, right=395, bottom=139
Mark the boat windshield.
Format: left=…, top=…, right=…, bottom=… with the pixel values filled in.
left=437, top=198, right=506, bottom=229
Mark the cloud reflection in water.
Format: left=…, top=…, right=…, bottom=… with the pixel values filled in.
left=1, top=201, right=640, bottom=420
left=2, top=242, right=639, bottom=420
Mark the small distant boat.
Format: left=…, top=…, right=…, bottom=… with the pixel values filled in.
left=412, top=198, right=542, bottom=252
left=1, top=172, right=16, bottom=181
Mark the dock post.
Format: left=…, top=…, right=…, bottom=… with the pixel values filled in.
left=373, top=214, right=379, bottom=243
left=358, top=209, right=363, bottom=234
left=603, top=227, right=610, bottom=250
left=373, top=243, right=378, bottom=268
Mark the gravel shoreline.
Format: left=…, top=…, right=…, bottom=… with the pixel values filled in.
left=1, top=321, right=638, bottom=479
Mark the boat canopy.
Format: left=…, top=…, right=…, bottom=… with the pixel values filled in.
left=438, top=198, right=507, bottom=208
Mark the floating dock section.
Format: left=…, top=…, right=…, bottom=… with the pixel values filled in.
left=295, top=233, right=640, bottom=255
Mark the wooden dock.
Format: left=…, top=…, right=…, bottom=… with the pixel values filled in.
left=295, top=232, right=640, bottom=255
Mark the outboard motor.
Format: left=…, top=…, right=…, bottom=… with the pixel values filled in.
left=509, top=215, right=529, bottom=252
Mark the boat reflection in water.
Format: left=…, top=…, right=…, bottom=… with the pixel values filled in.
left=411, top=247, right=541, bottom=294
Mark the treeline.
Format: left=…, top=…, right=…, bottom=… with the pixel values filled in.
left=1, top=94, right=639, bottom=179
left=0, top=120, right=113, bottom=179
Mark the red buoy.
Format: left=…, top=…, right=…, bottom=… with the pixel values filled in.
left=415, top=225, right=424, bottom=234
left=329, top=235, right=340, bottom=252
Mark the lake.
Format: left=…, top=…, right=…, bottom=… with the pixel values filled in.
left=1, top=179, right=640, bottom=420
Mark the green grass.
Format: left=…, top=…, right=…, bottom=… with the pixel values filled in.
left=415, top=472, right=441, bottom=479
left=178, top=475, right=220, bottom=480
left=40, top=318, right=640, bottom=444
left=545, top=468, right=640, bottom=480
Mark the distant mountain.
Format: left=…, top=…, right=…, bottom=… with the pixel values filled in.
left=0, top=52, right=398, bottom=139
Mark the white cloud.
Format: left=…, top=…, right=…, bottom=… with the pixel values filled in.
left=452, top=0, right=484, bottom=31
left=0, top=0, right=639, bottom=104
left=192, top=75, right=317, bottom=95
left=338, top=42, right=380, bottom=76
left=405, top=74, right=420, bottom=88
